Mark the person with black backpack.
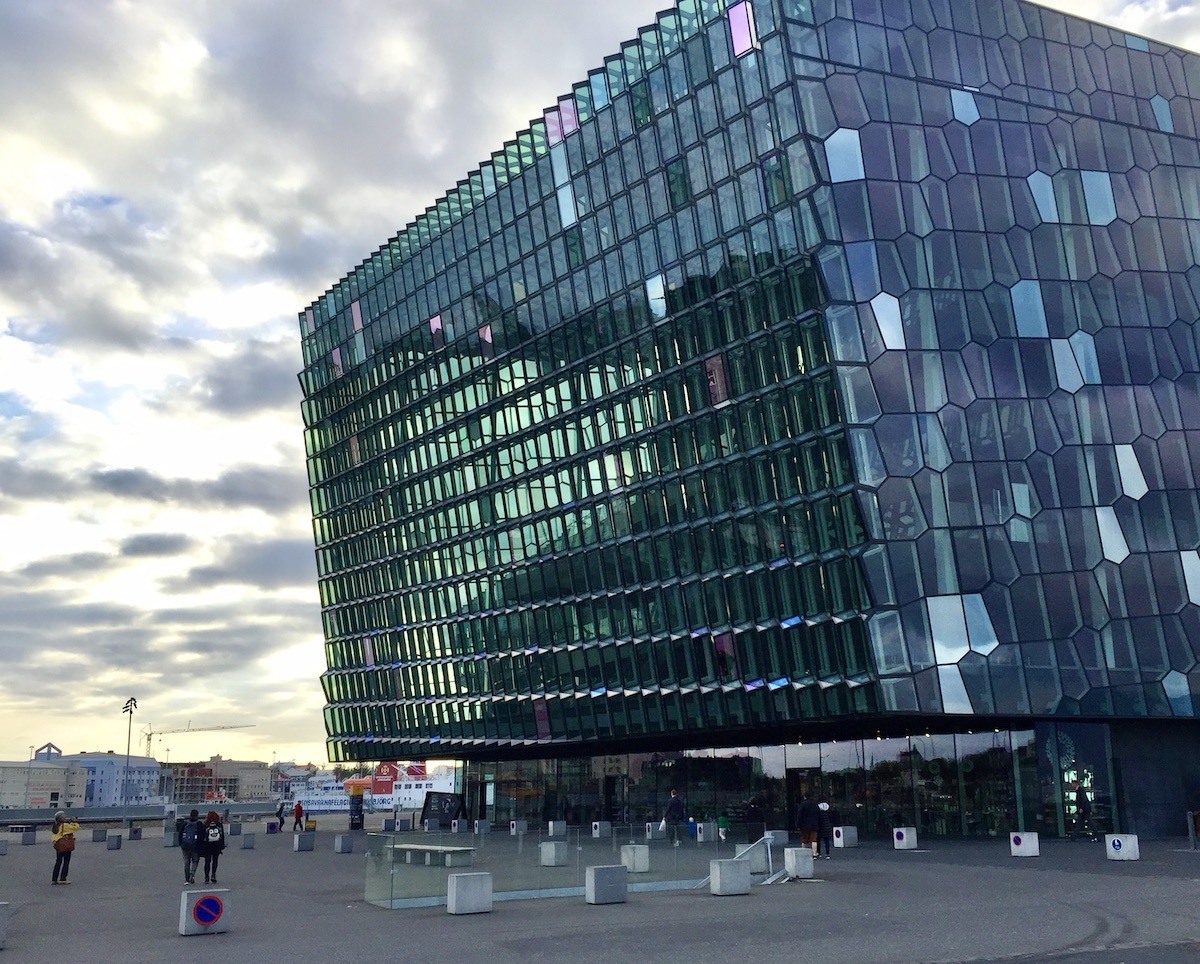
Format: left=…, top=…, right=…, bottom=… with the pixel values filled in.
left=178, top=809, right=202, bottom=884
left=199, top=810, right=226, bottom=884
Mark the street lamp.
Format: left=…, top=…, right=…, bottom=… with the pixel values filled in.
left=24, top=745, right=33, bottom=808
left=122, top=697, right=137, bottom=826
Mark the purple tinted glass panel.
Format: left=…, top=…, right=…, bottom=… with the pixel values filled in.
left=351, top=300, right=362, bottom=331
left=304, top=308, right=315, bottom=334
left=544, top=109, right=563, bottom=146
left=728, top=1, right=756, bottom=56
left=559, top=96, right=579, bottom=135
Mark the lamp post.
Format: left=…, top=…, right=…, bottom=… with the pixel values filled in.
left=24, top=745, right=33, bottom=808
left=122, top=697, right=137, bottom=827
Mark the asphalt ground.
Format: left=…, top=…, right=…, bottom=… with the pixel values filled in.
left=2, top=820, right=1199, bottom=963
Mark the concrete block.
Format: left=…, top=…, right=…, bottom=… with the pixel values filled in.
left=423, top=820, right=444, bottom=833
left=833, top=826, right=858, bottom=848
left=443, top=850, right=473, bottom=867
left=474, top=820, right=491, bottom=835
left=620, top=844, right=650, bottom=873
left=785, top=847, right=815, bottom=878
left=333, top=834, right=354, bottom=854
left=20, top=831, right=35, bottom=846
left=164, top=832, right=178, bottom=848
left=0, top=839, right=7, bottom=856
left=694, top=821, right=718, bottom=843
left=381, top=818, right=396, bottom=832
left=766, top=829, right=790, bottom=846
left=228, top=822, right=242, bottom=837
left=447, top=872, right=492, bottom=915
left=734, top=842, right=767, bottom=873
left=1010, top=832, right=1040, bottom=857
left=591, top=820, right=612, bottom=838
left=710, top=858, right=751, bottom=896
left=547, top=820, right=566, bottom=837
left=107, top=834, right=122, bottom=851
left=92, top=828, right=108, bottom=843
left=266, top=822, right=279, bottom=834
left=178, top=888, right=230, bottom=936
left=240, top=832, right=255, bottom=850
left=509, top=820, right=527, bottom=835
left=450, top=819, right=469, bottom=833
left=892, top=827, right=918, bottom=850
left=0, top=901, right=8, bottom=950
left=645, top=822, right=666, bottom=840
left=585, top=864, right=628, bottom=905
left=293, top=832, right=315, bottom=852
left=1106, top=834, right=1140, bottom=861
left=128, top=827, right=142, bottom=841
left=540, top=841, right=568, bottom=867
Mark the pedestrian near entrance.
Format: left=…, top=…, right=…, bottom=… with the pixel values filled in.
left=50, top=810, right=80, bottom=885
left=293, top=800, right=305, bottom=831
left=178, top=808, right=202, bottom=884
left=797, top=793, right=820, bottom=855
left=816, top=801, right=834, bottom=858
left=199, top=810, right=226, bottom=884
left=664, top=788, right=685, bottom=846
left=276, top=799, right=286, bottom=831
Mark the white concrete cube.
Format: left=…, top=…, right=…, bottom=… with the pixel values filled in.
left=710, top=858, right=751, bottom=895
left=178, top=888, right=230, bottom=936
left=240, top=832, right=255, bottom=850
left=546, top=820, right=566, bottom=837
left=333, top=834, right=354, bottom=854
left=19, top=831, right=35, bottom=846
left=540, top=841, right=568, bottom=867
left=892, top=827, right=917, bottom=850
left=424, top=820, right=444, bottom=833
left=785, top=847, right=815, bottom=878
left=510, top=819, right=527, bottom=835
left=163, top=832, right=178, bottom=848
left=1009, top=832, right=1039, bottom=857
left=0, top=901, right=7, bottom=949
left=592, top=820, right=612, bottom=838
left=645, top=822, right=666, bottom=840
left=766, top=829, right=790, bottom=846
left=734, top=842, right=767, bottom=873
left=621, top=844, right=650, bottom=873
left=1106, top=834, right=1140, bottom=860
left=474, top=820, right=491, bottom=835
left=447, top=872, right=492, bottom=915
left=444, top=850, right=473, bottom=867
left=92, top=828, right=108, bottom=843
left=228, top=822, right=242, bottom=836
left=293, top=832, right=315, bottom=852
left=106, top=834, right=122, bottom=851
left=450, top=819, right=469, bottom=833
left=833, top=826, right=858, bottom=848
left=585, top=864, right=628, bottom=904
left=695, top=821, right=717, bottom=843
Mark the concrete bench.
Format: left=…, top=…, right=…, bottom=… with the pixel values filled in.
left=447, top=872, right=492, bottom=914
left=391, top=843, right=475, bottom=867
left=540, top=841, right=568, bottom=866
left=586, top=865, right=627, bottom=904
left=620, top=844, right=650, bottom=873
left=710, top=858, right=751, bottom=896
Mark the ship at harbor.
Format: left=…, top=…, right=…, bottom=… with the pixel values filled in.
left=290, top=762, right=453, bottom=813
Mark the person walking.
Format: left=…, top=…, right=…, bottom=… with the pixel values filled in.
left=275, top=799, right=287, bottom=832
left=178, top=808, right=202, bottom=884
left=797, top=792, right=820, bottom=856
left=50, top=810, right=80, bottom=885
left=292, top=800, right=305, bottom=831
left=664, top=788, right=685, bottom=846
left=816, top=800, right=835, bottom=858
left=199, top=810, right=226, bottom=884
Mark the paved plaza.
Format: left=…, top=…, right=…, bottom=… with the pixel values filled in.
left=1, top=818, right=1199, bottom=962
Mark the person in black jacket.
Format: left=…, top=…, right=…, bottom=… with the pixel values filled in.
left=178, top=809, right=202, bottom=884
left=816, top=801, right=835, bottom=858
left=199, top=810, right=226, bottom=884
left=664, top=789, right=686, bottom=846
left=797, top=793, right=820, bottom=856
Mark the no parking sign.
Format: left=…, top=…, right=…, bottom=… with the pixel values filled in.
left=193, top=895, right=224, bottom=927
left=179, top=889, right=230, bottom=936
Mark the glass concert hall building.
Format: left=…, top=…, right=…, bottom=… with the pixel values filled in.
left=299, top=0, right=1200, bottom=839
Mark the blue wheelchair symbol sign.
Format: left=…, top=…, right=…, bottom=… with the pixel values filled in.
left=1111, top=838, right=1122, bottom=852
left=193, top=895, right=224, bottom=927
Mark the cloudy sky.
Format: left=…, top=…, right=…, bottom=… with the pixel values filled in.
left=0, top=1, right=1196, bottom=769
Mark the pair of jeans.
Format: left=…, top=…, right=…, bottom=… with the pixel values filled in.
left=52, top=850, right=72, bottom=882
left=182, top=850, right=200, bottom=881
left=203, top=852, right=221, bottom=880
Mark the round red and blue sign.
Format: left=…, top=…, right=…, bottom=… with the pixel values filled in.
left=192, top=895, right=224, bottom=927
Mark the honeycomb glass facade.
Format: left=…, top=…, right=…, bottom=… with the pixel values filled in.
left=300, top=0, right=1200, bottom=835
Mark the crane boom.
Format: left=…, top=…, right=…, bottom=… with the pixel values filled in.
left=141, top=723, right=254, bottom=755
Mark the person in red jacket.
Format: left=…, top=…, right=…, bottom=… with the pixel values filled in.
left=292, top=800, right=305, bottom=831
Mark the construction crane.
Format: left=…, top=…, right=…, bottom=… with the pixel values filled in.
left=141, top=722, right=255, bottom=756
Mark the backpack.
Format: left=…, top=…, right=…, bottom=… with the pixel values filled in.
left=206, top=825, right=222, bottom=844
left=181, top=820, right=199, bottom=848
